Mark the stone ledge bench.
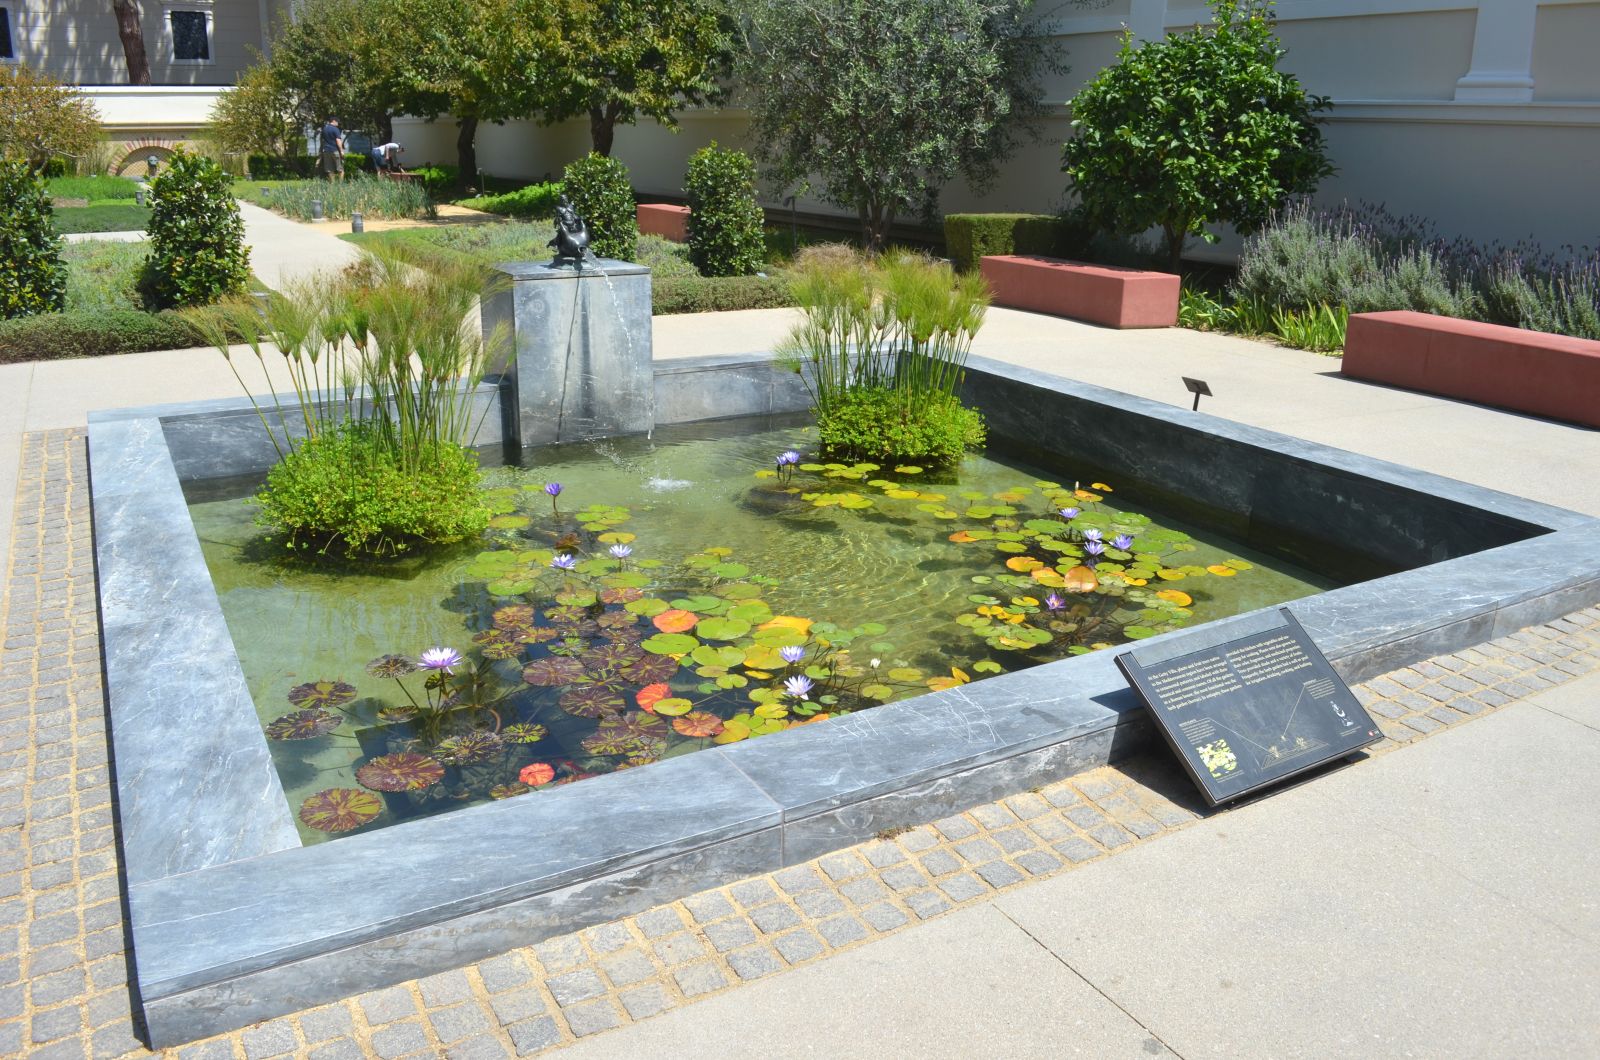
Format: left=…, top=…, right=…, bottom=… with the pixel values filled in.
left=1342, top=310, right=1600, bottom=428
left=978, top=255, right=1180, bottom=328
left=637, top=203, right=690, bottom=242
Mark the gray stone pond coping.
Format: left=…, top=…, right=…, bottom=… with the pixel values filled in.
left=87, top=354, right=1600, bottom=1046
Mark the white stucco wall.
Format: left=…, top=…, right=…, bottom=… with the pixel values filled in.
left=7, top=0, right=269, bottom=85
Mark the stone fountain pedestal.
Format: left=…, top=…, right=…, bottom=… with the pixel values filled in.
left=481, top=259, right=653, bottom=448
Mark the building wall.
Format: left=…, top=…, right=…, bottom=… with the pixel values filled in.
left=398, top=0, right=1600, bottom=257
left=6, top=0, right=270, bottom=85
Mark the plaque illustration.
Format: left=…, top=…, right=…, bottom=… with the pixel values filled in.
left=1197, top=739, right=1238, bottom=778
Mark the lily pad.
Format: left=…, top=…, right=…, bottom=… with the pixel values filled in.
left=652, top=697, right=694, bottom=716
left=521, top=656, right=585, bottom=686
left=433, top=731, right=504, bottom=764
left=695, top=616, right=751, bottom=641
left=623, top=654, right=679, bottom=683
left=599, top=586, right=643, bottom=604
left=365, top=655, right=418, bottom=679
left=642, top=632, right=698, bottom=655
left=635, top=683, right=671, bottom=712
left=558, top=685, right=627, bottom=718
left=265, top=709, right=340, bottom=740
left=356, top=752, right=445, bottom=792
left=581, top=641, right=644, bottom=672
left=299, top=788, right=382, bottom=833
left=625, top=597, right=671, bottom=617
left=490, top=783, right=529, bottom=799
left=502, top=723, right=548, bottom=743
left=287, top=679, right=357, bottom=710
left=519, top=762, right=556, bottom=786
left=672, top=711, right=724, bottom=737
left=652, top=609, right=699, bottom=633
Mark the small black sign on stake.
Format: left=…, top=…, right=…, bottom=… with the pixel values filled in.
left=1182, top=376, right=1212, bottom=412
left=1116, top=608, right=1381, bottom=806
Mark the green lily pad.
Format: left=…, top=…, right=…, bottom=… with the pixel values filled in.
left=488, top=515, right=530, bottom=529
left=642, top=632, right=698, bottom=655
left=695, top=617, right=751, bottom=641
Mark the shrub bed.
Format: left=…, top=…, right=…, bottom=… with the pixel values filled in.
left=0, top=308, right=204, bottom=363
left=257, top=176, right=434, bottom=221
left=457, top=182, right=564, bottom=219
left=654, top=274, right=794, bottom=314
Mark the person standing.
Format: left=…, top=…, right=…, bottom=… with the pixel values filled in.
left=319, top=117, right=345, bottom=182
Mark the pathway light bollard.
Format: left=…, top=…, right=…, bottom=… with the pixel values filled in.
left=351, top=211, right=364, bottom=234
left=259, top=186, right=270, bottom=199
left=134, top=187, right=146, bottom=207
left=311, top=199, right=324, bottom=221
left=1183, top=376, right=1213, bottom=412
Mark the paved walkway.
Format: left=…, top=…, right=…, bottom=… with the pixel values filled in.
left=238, top=202, right=361, bottom=291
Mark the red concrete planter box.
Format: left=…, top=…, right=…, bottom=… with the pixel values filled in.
left=978, top=255, right=1180, bottom=328
left=637, top=203, right=690, bottom=242
left=1342, top=310, right=1600, bottom=428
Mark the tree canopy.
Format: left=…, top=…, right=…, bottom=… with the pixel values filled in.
left=541, top=0, right=734, bottom=156
left=1062, top=0, right=1333, bottom=269
left=0, top=65, right=102, bottom=173
left=738, top=0, right=1064, bottom=251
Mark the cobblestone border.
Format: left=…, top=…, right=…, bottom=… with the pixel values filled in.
left=5, top=428, right=1598, bottom=1059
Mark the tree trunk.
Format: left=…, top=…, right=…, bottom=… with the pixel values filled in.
left=1164, top=221, right=1185, bottom=273
left=861, top=201, right=891, bottom=255
left=456, top=115, right=478, bottom=189
left=379, top=113, right=394, bottom=146
left=588, top=106, right=615, bottom=157
left=111, top=0, right=151, bottom=85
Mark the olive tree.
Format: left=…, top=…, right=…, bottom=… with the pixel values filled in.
left=0, top=65, right=102, bottom=173
left=738, top=0, right=1065, bottom=251
left=1063, top=0, right=1333, bottom=270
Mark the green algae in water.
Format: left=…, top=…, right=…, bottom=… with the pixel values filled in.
left=187, top=417, right=1335, bottom=844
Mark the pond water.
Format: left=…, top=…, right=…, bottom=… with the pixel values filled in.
left=188, top=416, right=1337, bottom=844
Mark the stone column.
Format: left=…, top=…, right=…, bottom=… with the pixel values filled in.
left=480, top=260, right=654, bottom=449
left=1455, top=0, right=1539, bottom=102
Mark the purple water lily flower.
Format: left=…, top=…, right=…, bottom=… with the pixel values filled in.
left=779, top=645, right=805, bottom=664
left=1058, top=507, right=1080, bottom=520
left=777, top=450, right=801, bottom=467
left=550, top=553, right=577, bottom=571
left=608, top=544, right=633, bottom=559
left=1081, top=528, right=1103, bottom=542
left=1111, top=533, right=1134, bottom=551
left=1084, top=540, right=1105, bottom=557
left=543, top=482, right=562, bottom=497
left=783, top=674, right=814, bottom=699
left=1044, top=593, right=1065, bottom=611
left=419, top=647, right=462, bottom=673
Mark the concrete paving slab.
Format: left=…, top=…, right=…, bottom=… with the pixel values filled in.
left=558, top=904, right=1176, bottom=1059
left=1527, top=671, right=1600, bottom=734
left=63, top=230, right=148, bottom=243
left=1306, top=692, right=1600, bottom=947
left=650, top=306, right=801, bottom=362
left=995, top=720, right=1600, bottom=1059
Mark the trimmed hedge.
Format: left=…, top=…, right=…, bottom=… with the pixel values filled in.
left=0, top=308, right=205, bottom=363
left=685, top=143, right=766, bottom=277
left=458, top=181, right=564, bottom=219
left=653, top=274, right=794, bottom=315
left=247, top=154, right=369, bottom=179
left=943, top=213, right=1064, bottom=272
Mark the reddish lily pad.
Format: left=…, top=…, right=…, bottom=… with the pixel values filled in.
left=493, top=604, right=538, bottom=631
left=490, top=784, right=528, bottom=799
left=502, top=723, right=548, bottom=744
left=623, top=654, right=679, bottom=684
left=518, top=762, right=556, bottom=786
left=516, top=626, right=560, bottom=644
left=433, top=731, right=504, bottom=765
left=673, top=711, right=725, bottom=737
left=287, top=679, right=357, bottom=710
left=355, top=752, right=445, bottom=792
left=365, top=655, right=417, bottom=679
left=599, top=586, right=644, bottom=604
left=652, top=609, right=698, bottom=633
left=472, top=630, right=523, bottom=660
left=265, top=709, right=341, bottom=740
left=635, top=683, right=670, bottom=713
left=559, top=685, right=626, bottom=718
left=596, top=610, right=638, bottom=630
left=521, top=657, right=585, bottom=686
left=299, top=788, right=381, bottom=833
left=581, top=641, right=644, bottom=672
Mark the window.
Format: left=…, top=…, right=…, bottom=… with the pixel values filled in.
left=168, top=8, right=211, bottom=63
left=0, top=7, right=14, bottom=62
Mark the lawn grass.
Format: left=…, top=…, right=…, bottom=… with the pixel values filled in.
left=53, top=204, right=151, bottom=234
left=47, top=174, right=142, bottom=202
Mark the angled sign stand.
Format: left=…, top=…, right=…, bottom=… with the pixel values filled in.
left=1116, top=608, right=1382, bottom=806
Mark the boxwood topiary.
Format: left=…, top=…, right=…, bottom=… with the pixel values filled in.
left=684, top=143, right=766, bottom=277
left=562, top=153, right=637, bottom=261
left=942, top=213, right=1063, bottom=272
left=140, top=148, right=250, bottom=309
left=0, top=160, right=68, bottom=319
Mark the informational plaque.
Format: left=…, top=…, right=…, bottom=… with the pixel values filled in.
left=1115, top=608, right=1381, bottom=806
